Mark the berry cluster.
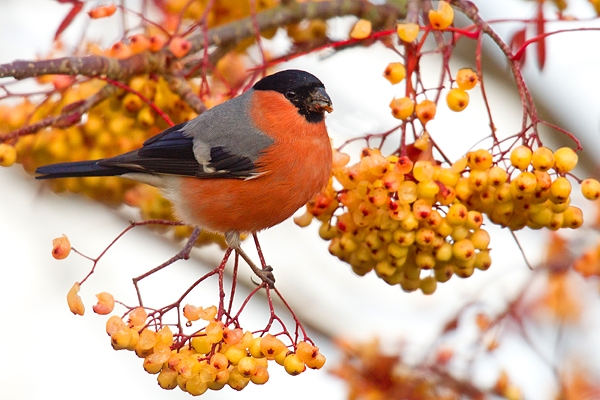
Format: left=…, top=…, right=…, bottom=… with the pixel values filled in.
left=297, top=148, right=491, bottom=294
left=297, top=145, right=599, bottom=294
left=456, top=146, right=590, bottom=231
left=103, top=306, right=325, bottom=395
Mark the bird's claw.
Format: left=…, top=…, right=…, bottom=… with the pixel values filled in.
left=254, top=265, right=275, bottom=288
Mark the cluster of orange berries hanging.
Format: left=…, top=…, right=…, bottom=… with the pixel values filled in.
left=103, top=311, right=325, bottom=395
left=297, top=145, right=599, bottom=295
left=297, top=1, right=600, bottom=294
left=64, top=277, right=325, bottom=395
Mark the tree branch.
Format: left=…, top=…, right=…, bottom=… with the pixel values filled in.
left=0, top=0, right=406, bottom=82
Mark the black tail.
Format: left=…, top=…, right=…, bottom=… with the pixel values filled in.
left=35, top=159, right=130, bottom=180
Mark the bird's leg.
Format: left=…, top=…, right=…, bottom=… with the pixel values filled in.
left=132, top=226, right=202, bottom=306
left=225, top=231, right=275, bottom=288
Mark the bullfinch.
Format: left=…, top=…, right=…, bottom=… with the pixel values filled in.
left=35, top=69, right=333, bottom=285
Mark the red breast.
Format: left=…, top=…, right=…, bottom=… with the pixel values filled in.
left=172, top=89, right=332, bottom=233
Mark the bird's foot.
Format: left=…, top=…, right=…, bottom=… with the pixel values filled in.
left=250, top=264, right=275, bottom=288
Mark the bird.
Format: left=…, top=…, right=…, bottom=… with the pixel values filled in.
left=35, top=69, right=333, bottom=286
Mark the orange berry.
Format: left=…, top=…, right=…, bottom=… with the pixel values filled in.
left=168, top=36, right=192, bottom=58
left=52, top=234, right=71, bottom=260
left=415, top=99, right=436, bottom=124
left=383, top=62, right=406, bottom=84
left=305, top=352, right=326, bottom=369
left=389, top=97, right=415, bottom=120
left=129, top=34, right=151, bottom=53
left=149, top=35, right=167, bottom=52
left=92, top=292, right=115, bottom=315
left=127, top=307, right=148, bottom=327
left=66, top=281, right=85, bottom=316
left=350, top=19, right=372, bottom=39
left=397, top=22, right=420, bottom=42
left=428, top=1, right=454, bottom=30
left=111, top=326, right=135, bottom=350
left=88, top=4, right=117, bottom=19
left=456, top=68, right=478, bottom=90
left=446, top=88, right=469, bottom=112
left=222, top=327, right=243, bottom=345
left=260, top=334, right=287, bottom=360
left=296, top=341, right=319, bottom=364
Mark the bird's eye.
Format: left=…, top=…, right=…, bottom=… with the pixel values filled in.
left=285, top=90, right=297, bottom=99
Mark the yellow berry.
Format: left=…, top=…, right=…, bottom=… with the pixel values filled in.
left=510, top=146, right=532, bottom=171
left=237, top=357, right=258, bottom=378
left=474, top=250, right=492, bottom=270
left=383, top=62, right=406, bottom=84
left=531, top=147, right=554, bottom=172
left=467, top=149, right=493, bottom=170
left=157, top=368, right=178, bottom=390
left=550, top=176, right=571, bottom=203
left=456, top=68, right=478, bottom=90
left=0, top=143, right=17, bottom=167
left=191, top=335, right=212, bottom=354
left=397, top=22, right=420, bottom=42
left=452, top=239, right=475, bottom=261
left=413, top=160, right=435, bottom=182
left=511, top=171, right=537, bottom=194
left=446, top=203, right=468, bottom=225
left=251, top=366, right=270, bottom=384
left=553, top=147, right=578, bottom=173
left=283, top=353, right=306, bottom=376
left=562, top=206, right=583, bottom=228
left=224, top=345, right=247, bottom=366
left=470, top=229, right=490, bottom=250
left=415, top=99, right=437, bottom=125
left=446, top=88, right=469, bottom=112
left=581, top=178, right=600, bottom=200
left=419, top=276, right=437, bottom=295
left=389, top=97, right=415, bottom=120
left=350, top=18, right=372, bottom=39
left=428, top=1, right=454, bottom=30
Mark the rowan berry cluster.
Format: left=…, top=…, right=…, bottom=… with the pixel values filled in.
left=102, top=306, right=325, bottom=395
left=2, top=68, right=233, bottom=246
left=297, top=144, right=599, bottom=293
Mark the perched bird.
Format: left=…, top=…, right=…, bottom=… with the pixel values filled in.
left=36, top=69, right=333, bottom=285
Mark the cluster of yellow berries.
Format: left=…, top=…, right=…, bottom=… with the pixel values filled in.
left=387, top=66, right=478, bottom=121
left=2, top=69, right=231, bottom=246
left=297, top=148, right=492, bottom=294
left=101, top=305, right=325, bottom=395
left=389, top=2, right=478, bottom=119
left=461, top=146, right=594, bottom=231
left=297, top=144, right=598, bottom=294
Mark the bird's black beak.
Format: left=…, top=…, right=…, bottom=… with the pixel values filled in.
left=307, top=86, right=333, bottom=113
